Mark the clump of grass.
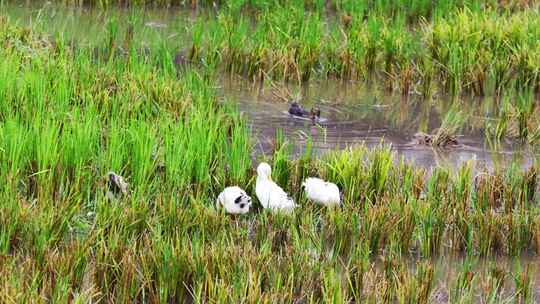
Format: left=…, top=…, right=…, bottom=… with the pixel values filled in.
left=450, top=258, right=477, bottom=302
left=183, top=5, right=540, bottom=99
left=395, top=261, right=434, bottom=304
left=481, top=264, right=506, bottom=303
left=432, top=105, right=465, bottom=147
left=513, top=263, right=532, bottom=303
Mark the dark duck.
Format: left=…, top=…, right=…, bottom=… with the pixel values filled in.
left=288, top=102, right=321, bottom=121
left=106, top=171, right=129, bottom=200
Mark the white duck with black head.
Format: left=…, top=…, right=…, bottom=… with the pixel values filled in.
left=216, top=186, right=252, bottom=215
left=255, top=162, right=298, bottom=212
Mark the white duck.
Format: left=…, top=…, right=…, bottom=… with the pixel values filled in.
left=255, top=162, right=297, bottom=211
left=302, top=177, right=341, bottom=207
left=216, top=186, right=252, bottom=215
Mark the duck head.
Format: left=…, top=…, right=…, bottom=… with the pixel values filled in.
left=310, top=107, right=321, bottom=121
left=288, top=102, right=304, bottom=116
left=257, top=162, right=272, bottom=181
left=234, top=193, right=252, bottom=210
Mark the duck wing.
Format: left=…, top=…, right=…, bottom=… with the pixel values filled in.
left=268, top=183, right=296, bottom=209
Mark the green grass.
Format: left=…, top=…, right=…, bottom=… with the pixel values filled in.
left=4, top=0, right=538, bottom=17
left=4, top=1, right=540, bottom=142
left=188, top=7, right=540, bottom=96
left=5, top=1, right=540, bottom=98
left=1, top=7, right=540, bottom=303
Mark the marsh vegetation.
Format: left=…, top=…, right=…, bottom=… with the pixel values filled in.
left=0, top=1, right=539, bottom=303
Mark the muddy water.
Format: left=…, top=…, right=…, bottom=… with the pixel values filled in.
left=220, top=77, right=537, bottom=170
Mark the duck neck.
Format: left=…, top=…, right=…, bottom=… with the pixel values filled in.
left=256, top=176, right=269, bottom=184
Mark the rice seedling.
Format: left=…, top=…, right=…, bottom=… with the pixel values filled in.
left=513, top=262, right=533, bottom=304
left=432, top=105, right=465, bottom=147
left=395, top=261, right=434, bottom=304
left=480, top=263, right=506, bottom=303
left=168, top=4, right=540, bottom=100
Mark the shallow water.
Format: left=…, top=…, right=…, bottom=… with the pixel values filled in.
left=220, top=77, right=537, bottom=170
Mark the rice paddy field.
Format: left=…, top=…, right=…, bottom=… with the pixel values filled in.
left=1, top=1, right=540, bottom=303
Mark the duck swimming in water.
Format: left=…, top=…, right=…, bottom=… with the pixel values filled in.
left=288, top=102, right=321, bottom=122
left=288, top=101, right=309, bottom=117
